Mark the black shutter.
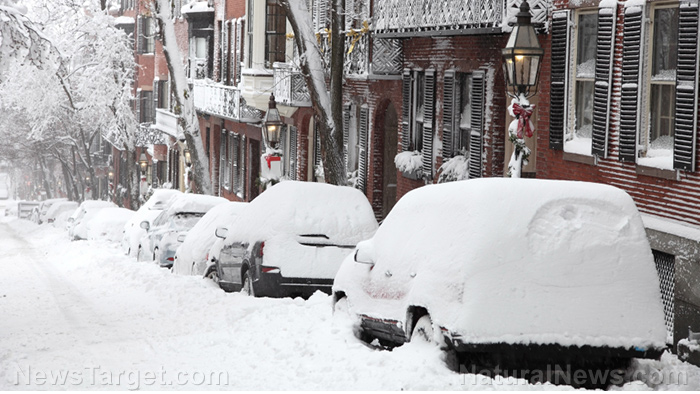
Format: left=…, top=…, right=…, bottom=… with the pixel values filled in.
left=401, top=69, right=411, bottom=151
left=442, top=70, right=456, bottom=159
left=136, top=16, right=143, bottom=54
left=422, top=69, right=435, bottom=178
left=673, top=2, right=699, bottom=171
left=240, top=135, right=246, bottom=198
left=550, top=10, right=570, bottom=150
left=233, top=134, right=240, bottom=193
left=591, top=7, right=617, bottom=157
left=343, top=104, right=351, bottom=169
left=469, top=71, right=485, bottom=179
left=358, top=106, right=369, bottom=193
left=619, top=6, right=644, bottom=162
left=314, top=125, right=321, bottom=168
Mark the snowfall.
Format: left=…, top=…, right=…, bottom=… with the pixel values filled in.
left=1, top=215, right=699, bottom=390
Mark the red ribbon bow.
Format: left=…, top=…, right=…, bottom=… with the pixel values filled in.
left=512, top=103, right=534, bottom=139
left=264, top=154, right=281, bottom=169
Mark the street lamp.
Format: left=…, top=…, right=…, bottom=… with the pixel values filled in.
left=263, top=93, right=283, bottom=149
left=139, top=152, right=148, bottom=173
left=183, top=148, right=192, bottom=167
left=108, top=168, right=114, bottom=181
left=501, top=0, right=543, bottom=178
left=501, top=0, right=544, bottom=99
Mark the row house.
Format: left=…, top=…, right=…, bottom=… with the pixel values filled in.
left=539, top=0, right=700, bottom=347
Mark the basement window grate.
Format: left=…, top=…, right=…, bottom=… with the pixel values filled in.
left=653, top=249, right=675, bottom=343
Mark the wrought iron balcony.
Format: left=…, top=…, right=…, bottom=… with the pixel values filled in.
left=273, top=63, right=311, bottom=107
left=192, top=80, right=241, bottom=120
left=345, top=34, right=369, bottom=75
left=373, top=0, right=550, bottom=37
left=135, top=123, right=166, bottom=147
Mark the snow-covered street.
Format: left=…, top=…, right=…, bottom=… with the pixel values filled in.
left=1, top=216, right=698, bottom=390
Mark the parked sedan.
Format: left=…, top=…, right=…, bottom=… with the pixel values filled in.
left=172, top=201, right=248, bottom=276
left=45, top=201, right=79, bottom=227
left=122, top=189, right=182, bottom=257
left=210, top=181, right=378, bottom=298
left=137, top=194, right=228, bottom=267
left=67, top=200, right=117, bottom=240
left=30, top=198, right=68, bottom=224
left=332, top=178, right=667, bottom=388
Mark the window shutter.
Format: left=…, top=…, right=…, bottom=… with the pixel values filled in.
left=233, top=134, right=240, bottom=192
left=314, top=126, right=322, bottom=168
left=673, top=2, right=699, bottom=171
left=135, top=89, right=142, bottom=123
left=591, top=7, right=617, bottom=158
left=619, top=6, right=644, bottom=162
left=343, top=105, right=351, bottom=168
left=136, top=16, right=143, bottom=54
left=469, top=71, right=485, bottom=179
left=219, top=130, right=227, bottom=190
left=401, top=69, right=411, bottom=151
left=240, top=135, right=246, bottom=198
left=236, top=20, right=244, bottom=84
left=222, top=20, right=229, bottom=84
left=442, top=70, right=456, bottom=159
left=316, top=0, right=328, bottom=31
left=549, top=10, right=570, bottom=150
left=358, top=106, right=369, bottom=193
left=153, top=81, right=159, bottom=114
left=289, top=126, right=298, bottom=180
left=422, top=70, right=436, bottom=178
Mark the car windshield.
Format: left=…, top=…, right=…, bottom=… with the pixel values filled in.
left=170, top=213, right=203, bottom=229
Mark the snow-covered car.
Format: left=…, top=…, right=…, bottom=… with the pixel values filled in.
left=2, top=199, right=17, bottom=217
left=137, top=194, right=228, bottom=267
left=86, top=207, right=135, bottom=242
left=45, top=201, right=79, bottom=227
left=17, top=201, right=40, bottom=219
left=30, top=198, right=68, bottom=224
left=332, top=178, right=667, bottom=386
left=172, top=201, right=248, bottom=276
left=210, top=181, right=378, bottom=298
left=67, top=200, right=117, bottom=240
left=122, top=189, right=182, bottom=256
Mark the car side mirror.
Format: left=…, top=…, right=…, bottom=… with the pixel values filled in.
left=177, top=234, right=187, bottom=243
left=67, top=217, right=74, bottom=223
left=140, top=221, right=150, bottom=231
left=354, top=241, right=375, bottom=265
left=215, top=227, right=228, bottom=239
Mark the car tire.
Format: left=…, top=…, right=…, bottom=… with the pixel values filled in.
left=205, top=266, right=220, bottom=285
left=411, top=315, right=435, bottom=344
left=242, top=271, right=255, bottom=297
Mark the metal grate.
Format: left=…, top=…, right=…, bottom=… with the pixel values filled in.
left=653, top=250, right=675, bottom=342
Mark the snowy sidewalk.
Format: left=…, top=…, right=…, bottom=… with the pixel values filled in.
left=0, top=218, right=698, bottom=390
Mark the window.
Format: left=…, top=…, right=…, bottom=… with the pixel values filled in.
left=345, top=105, right=360, bottom=174
left=140, top=91, right=154, bottom=124
left=455, top=73, right=473, bottom=156
left=138, top=17, right=155, bottom=54
left=220, top=130, right=230, bottom=190
left=401, top=69, right=436, bottom=177
left=156, top=80, right=169, bottom=110
left=569, top=11, right=598, bottom=154
left=265, top=0, right=287, bottom=68
left=646, top=5, right=678, bottom=156
left=412, top=72, right=425, bottom=152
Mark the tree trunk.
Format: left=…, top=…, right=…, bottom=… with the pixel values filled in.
left=330, top=0, right=346, bottom=183
left=280, top=0, right=347, bottom=186
left=154, top=0, right=212, bottom=195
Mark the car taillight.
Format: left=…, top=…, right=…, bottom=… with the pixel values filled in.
left=167, top=257, right=174, bottom=261
left=261, top=266, right=280, bottom=274
left=259, top=242, right=265, bottom=257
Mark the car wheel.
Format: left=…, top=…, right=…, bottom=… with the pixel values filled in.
left=242, top=271, right=255, bottom=297
left=205, top=266, right=220, bottom=284
left=411, top=314, right=445, bottom=346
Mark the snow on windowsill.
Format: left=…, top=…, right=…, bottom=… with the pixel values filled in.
left=563, top=136, right=592, bottom=156
left=641, top=213, right=700, bottom=243
left=637, top=150, right=673, bottom=170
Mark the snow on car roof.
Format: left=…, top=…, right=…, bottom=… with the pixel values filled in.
left=142, top=189, right=182, bottom=211
left=166, top=194, right=228, bottom=215
left=227, top=181, right=377, bottom=243
left=369, top=178, right=667, bottom=349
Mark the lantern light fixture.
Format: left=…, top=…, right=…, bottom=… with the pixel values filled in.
left=501, top=0, right=544, bottom=99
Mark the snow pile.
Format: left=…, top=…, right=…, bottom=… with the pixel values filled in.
left=70, top=201, right=117, bottom=240
left=394, top=150, right=422, bottom=174
left=86, top=207, right=135, bottom=242
left=0, top=217, right=697, bottom=390
left=437, top=154, right=469, bottom=183
left=44, top=201, right=78, bottom=227
left=122, top=189, right=182, bottom=255
left=335, top=178, right=667, bottom=350
left=165, top=194, right=228, bottom=215
left=172, top=201, right=248, bottom=275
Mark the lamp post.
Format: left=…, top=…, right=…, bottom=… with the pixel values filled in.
left=183, top=148, right=192, bottom=167
left=139, top=152, right=148, bottom=174
left=263, top=93, right=283, bottom=150
left=501, top=0, right=543, bottom=178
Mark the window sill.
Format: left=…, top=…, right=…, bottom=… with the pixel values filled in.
left=563, top=152, right=596, bottom=166
left=636, top=165, right=679, bottom=181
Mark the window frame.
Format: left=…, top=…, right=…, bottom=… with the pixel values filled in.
left=265, top=0, right=287, bottom=68
left=410, top=71, right=425, bottom=152
left=642, top=2, right=679, bottom=160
